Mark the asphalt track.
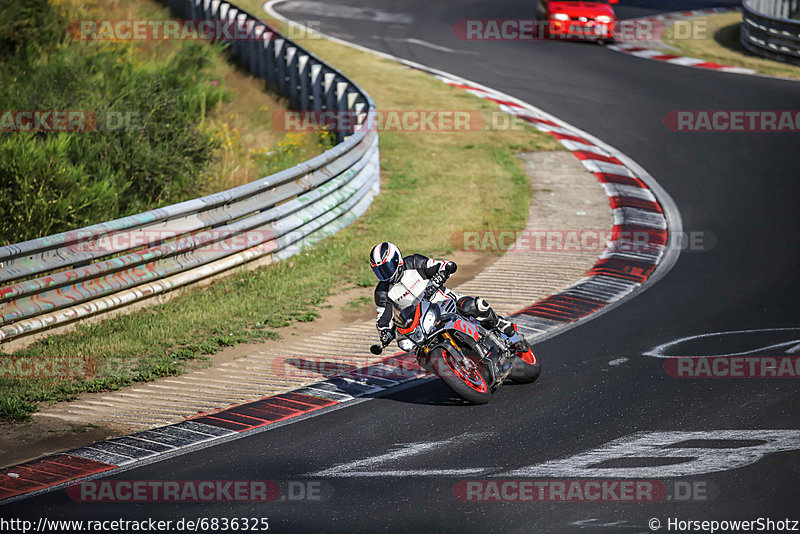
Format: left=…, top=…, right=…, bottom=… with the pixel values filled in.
left=5, top=1, right=800, bottom=532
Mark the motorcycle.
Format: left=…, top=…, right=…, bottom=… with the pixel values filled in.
left=370, top=281, right=541, bottom=404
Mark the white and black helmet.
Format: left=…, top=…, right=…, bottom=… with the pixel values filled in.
left=370, top=242, right=404, bottom=283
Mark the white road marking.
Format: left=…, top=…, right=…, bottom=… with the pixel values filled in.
left=305, top=433, right=492, bottom=477
left=279, top=1, right=413, bottom=24
left=785, top=342, right=800, bottom=354
left=643, top=327, right=800, bottom=358
left=373, top=36, right=479, bottom=55
left=608, top=358, right=629, bottom=366
left=501, top=430, right=800, bottom=478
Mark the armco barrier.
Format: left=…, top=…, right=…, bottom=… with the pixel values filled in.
left=0, top=0, right=378, bottom=346
left=741, top=0, right=800, bottom=66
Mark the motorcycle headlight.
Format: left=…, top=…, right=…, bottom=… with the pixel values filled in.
left=596, top=15, right=612, bottom=23
left=421, top=306, right=439, bottom=334
left=551, top=13, right=569, bottom=21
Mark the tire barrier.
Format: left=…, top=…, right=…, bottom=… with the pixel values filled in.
left=742, top=0, right=800, bottom=66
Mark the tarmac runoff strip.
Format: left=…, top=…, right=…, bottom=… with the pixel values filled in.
left=609, top=8, right=757, bottom=75
left=0, top=16, right=682, bottom=505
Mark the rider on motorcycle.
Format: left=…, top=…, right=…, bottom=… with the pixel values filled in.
left=370, top=242, right=517, bottom=348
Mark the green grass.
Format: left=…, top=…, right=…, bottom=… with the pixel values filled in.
left=0, top=0, right=231, bottom=244
left=345, top=295, right=372, bottom=311
left=0, top=0, right=561, bottom=422
left=663, top=12, right=800, bottom=80
left=0, top=0, right=330, bottom=245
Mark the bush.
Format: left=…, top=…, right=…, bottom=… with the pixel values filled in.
left=0, top=0, right=65, bottom=60
left=0, top=1, right=230, bottom=245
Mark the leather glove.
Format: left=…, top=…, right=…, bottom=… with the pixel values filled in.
left=431, top=271, right=447, bottom=287
left=379, top=328, right=395, bottom=345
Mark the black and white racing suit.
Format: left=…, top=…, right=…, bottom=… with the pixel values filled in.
left=374, top=254, right=513, bottom=349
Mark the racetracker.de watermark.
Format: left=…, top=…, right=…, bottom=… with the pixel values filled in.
left=664, top=357, right=800, bottom=378
left=454, top=479, right=716, bottom=502
left=0, top=356, right=97, bottom=379
left=0, top=111, right=142, bottom=132
left=452, top=19, right=710, bottom=42
left=270, top=356, right=426, bottom=380
left=67, top=19, right=320, bottom=41
left=64, top=229, right=278, bottom=255
left=67, top=480, right=330, bottom=502
left=665, top=110, right=800, bottom=132
left=450, top=230, right=712, bottom=253
left=271, top=110, right=527, bottom=133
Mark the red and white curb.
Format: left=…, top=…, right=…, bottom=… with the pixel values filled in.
left=0, top=354, right=427, bottom=504
left=0, top=2, right=683, bottom=505
left=610, top=8, right=756, bottom=75
left=435, top=75, right=675, bottom=339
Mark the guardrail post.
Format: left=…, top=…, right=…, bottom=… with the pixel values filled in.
left=298, top=54, right=311, bottom=110
left=310, top=63, right=323, bottom=111
left=235, top=13, right=249, bottom=61
left=263, top=33, right=277, bottom=88
left=250, top=23, right=265, bottom=75
left=274, top=38, right=287, bottom=94
left=219, top=2, right=230, bottom=29
left=323, top=71, right=336, bottom=112
left=335, top=81, right=349, bottom=142
left=228, top=7, right=242, bottom=58
left=286, top=46, right=299, bottom=109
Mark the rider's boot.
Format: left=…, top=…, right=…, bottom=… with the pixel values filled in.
left=495, top=316, right=517, bottom=337
left=474, top=298, right=517, bottom=337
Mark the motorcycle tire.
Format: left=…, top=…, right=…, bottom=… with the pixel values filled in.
left=508, top=338, right=541, bottom=383
left=430, top=344, right=492, bottom=404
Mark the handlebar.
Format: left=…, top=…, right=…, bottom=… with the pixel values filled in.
left=422, top=281, right=441, bottom=300
left=370, top=332, right=395, bottom=355
left=371, top=272, right=453, bottom=355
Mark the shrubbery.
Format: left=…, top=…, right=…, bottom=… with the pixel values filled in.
left=0, top=0, right=229, bottom=244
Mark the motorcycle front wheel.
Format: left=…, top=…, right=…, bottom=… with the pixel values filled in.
left=430, top=344, right=492, bottom=404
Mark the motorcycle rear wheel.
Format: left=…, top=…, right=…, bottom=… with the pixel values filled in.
left=431, top=345, right=492, bottom=404
left=508, top=339, right=542, bottom=383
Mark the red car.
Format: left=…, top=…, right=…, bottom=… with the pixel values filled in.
left=536, top=0, right=619, bottom=42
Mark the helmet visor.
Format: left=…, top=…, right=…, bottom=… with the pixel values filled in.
left=372, top=255, right=400, bottom=281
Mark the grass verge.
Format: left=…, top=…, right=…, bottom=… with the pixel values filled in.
left=0, top=0, right=561, bottom=422
left=663, top=12, right=800, bottom=80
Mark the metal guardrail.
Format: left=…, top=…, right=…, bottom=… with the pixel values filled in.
left=0, top=0, right=379, bottom=345
left=741, top=0, right=800, bottom=66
